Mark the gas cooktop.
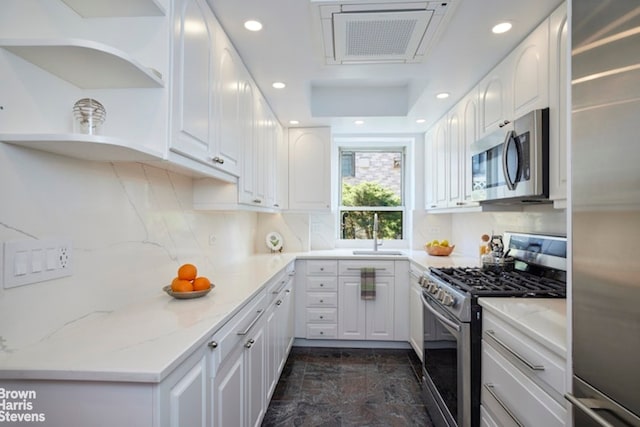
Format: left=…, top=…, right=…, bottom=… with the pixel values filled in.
left=429, top=266, right=566, bottom=298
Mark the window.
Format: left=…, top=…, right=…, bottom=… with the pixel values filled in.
left=339, top=148, right=405, bottom=240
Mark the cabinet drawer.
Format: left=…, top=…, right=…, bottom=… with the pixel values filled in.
left=338, top=260, right=394, bottom=276
left=482, top=343, right=566, bottom=427
left=306, top=276, right=338, bottom=291
left=306, top=260, right=338, bottom=275
left=483, top=312, right=566, bottom=399
left=306, top=308, right=337, bottom=323
left=209, top=290, right=267, bottom=370
left=306, top=292, right=337, bottom=307
left=306, top=324, right=337, bottom=339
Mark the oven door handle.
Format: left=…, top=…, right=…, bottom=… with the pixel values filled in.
left=420, top=292, right=461, bottom=332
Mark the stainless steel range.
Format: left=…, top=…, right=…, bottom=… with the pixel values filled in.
left=419, top=232, right=567, bottom=427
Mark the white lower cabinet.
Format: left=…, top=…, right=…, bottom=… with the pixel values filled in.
left=337, top=260, right=395, bottom=341
left=409, top=267, right=424, bottom=361
left=481, top=309, right=567, bottom=426
left=209, top=263, right=295, bottom=427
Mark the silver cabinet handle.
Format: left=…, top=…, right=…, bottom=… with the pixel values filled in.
left=564, top=394, right=616, bottom=427
left=272, top=280, right=287, bottom=294
left=484, top=383, right=524, bottom=427
left=253, top=199, right=262, bottom=204
left=208, top=341, right=218, bottom=349
left=245, top=338, right=255, bottom=348
left=420, top=292, right=460, bottom=332
left=211, top=156, right=225, bottom=164
left=236, top=309, right=264, bottom=336
left=485, top=330, right=544, bottom=371
left=276, top=300, right=282, bottom=306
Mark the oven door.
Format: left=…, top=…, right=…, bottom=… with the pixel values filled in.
left=421, top=291, right=472, bottom=427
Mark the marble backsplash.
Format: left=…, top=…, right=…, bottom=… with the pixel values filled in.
left=0, top=144, right=258, bottom=350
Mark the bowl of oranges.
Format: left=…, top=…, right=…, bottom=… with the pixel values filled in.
left=163, top=263, right=214, bottom=299
left=425, top=239, right=455, bottom=256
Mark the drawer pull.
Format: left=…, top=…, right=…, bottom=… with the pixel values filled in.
left=245, top=338, right=255, bottom=349
left=347, top=267, right=387, bottom=271
left=208, top=340, right=218, bottom=349
left=319, top=331, right=324, bottom=335
left=272, top=280, right=288, bottom=294
left=319, top=316, right=324, bottom=319
left=320, top=283, right=324, bottom=287
left=237, top=310, right=265, bottom=336
left=485, top=330, right=544, bottom=371
left=564, top=394, right=624, bottom=427
left=484, top=383, right=524, bottom=427
left=276, top=300, right=282, bottom=306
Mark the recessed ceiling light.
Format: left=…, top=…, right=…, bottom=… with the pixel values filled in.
left=244, top=20, right=263, bottom=31
left=492, top=22, right=512, bottom=34
left=436, top=92, right=450, bottom=99
left=272, top=82, right=286, bottom=89
left=416, top=119, right=426, bottom=124
left=354, top=120, right=364, bottom=125
left=289, top=120, right=299, bottom=125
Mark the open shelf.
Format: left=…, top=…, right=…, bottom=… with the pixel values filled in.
left=0, top=134, right=165, bottom=163
left=0, top=39, right=164, bottom=89
left=59, top=0, right=166, bottom=18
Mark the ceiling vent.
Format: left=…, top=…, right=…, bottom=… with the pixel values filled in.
left=315, top=1, right=455, bottom=64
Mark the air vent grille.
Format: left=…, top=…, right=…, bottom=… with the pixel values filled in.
left=317, top=2, right=455, bottom=65
left=345, top=17, right=419, bottom=56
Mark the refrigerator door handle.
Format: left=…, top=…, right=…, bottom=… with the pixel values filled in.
left=565, top=393, right=636, bottom=427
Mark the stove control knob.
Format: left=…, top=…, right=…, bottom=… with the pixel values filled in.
left=436, top=289, right=445, bottom=300
left=428, top=283, right=439, bottom=294
left=418, top=276, right=425, bottom=286
left=442, top=293, right=455, bottom=307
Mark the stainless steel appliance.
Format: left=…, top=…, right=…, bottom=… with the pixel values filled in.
left=568, top=1, right=640, bottom=426
left=419, top=232, right=567, bottom=427
left=471, top=108, right=549, bottom=203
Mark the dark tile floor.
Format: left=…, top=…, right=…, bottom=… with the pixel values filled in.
left=262, top=347, right=434, bottom=427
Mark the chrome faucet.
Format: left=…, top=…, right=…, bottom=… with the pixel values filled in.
left=373, top=213, right=382, bottom=251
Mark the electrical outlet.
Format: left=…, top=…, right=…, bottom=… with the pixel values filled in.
left=2, top=238, right=73, bottom=289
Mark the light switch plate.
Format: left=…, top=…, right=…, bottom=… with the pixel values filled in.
left=2, top=238, right=73, bottom=289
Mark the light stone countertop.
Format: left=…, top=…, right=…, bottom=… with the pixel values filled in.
left=0, top=250, right=564, bottom=384
left=478, top=297, right=567, bottom=357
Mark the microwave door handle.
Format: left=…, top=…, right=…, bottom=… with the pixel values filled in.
left=502, top=131, right=519, bottom=190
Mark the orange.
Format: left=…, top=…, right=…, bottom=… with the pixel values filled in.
left=171, top=278, right=194, bottom=292
left=177, top=263, right=197, bottom=281
left=193, top=276, right=211, bottom=291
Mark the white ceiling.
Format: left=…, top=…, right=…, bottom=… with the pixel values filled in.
left=207, top=0, right=563, bottom=135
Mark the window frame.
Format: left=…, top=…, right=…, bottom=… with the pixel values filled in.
left=333, top=136, right=414, bottom=248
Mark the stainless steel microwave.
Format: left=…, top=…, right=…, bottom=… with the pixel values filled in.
left=471, top=108, right=549, bottom=203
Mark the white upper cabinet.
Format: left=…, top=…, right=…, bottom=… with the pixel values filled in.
left=548, top=3, right=568, bottom=207
left=171, top=0, right=241, bottom=178
left=171, top=0, right=214, bottom=163
left=288, top=127, right=332, bottom=211
left=460, top=91, right=480, bottom=206
left=478, top=58, right=513, bottom=138
left=447, top=109, right=462, bottom=207
left=511, top=22, right=550, bottom=118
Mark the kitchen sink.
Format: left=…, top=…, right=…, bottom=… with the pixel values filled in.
left=352, top=250, right=405, bottom=256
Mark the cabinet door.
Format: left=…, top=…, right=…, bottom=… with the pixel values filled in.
left=424, top=128, right=438, bottom=209
left=288, top=127, right=332, bottom=210
left=246, top=322, right=266, bottom=427
left=274, top=122, right=288, bottom=209
left=365, top=276, right=394, bottom=340
left=238, top=78, right=256, bottom=204
left=548, top=4, right=568, bottom=205
left=171, top=0, right=214, bottom=161
left=447, top=110, right=462, bottom=207
left=478, top=60, right=513, bottom=137
left=432, top=119, right=448, bottom=209
left=167, top=354, right=208, bottom=427
left=338, top=277, right=366, bottom=340
left=461, top=91, right=480, bottom=205
left=511, top=23, right=550, bottom=117
left=212, top=344, right=245, bottom=427
left=215, top=41, right=242, bottom=175
left=409, top=282, right=424, bottom=361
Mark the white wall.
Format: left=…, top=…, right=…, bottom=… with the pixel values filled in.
left=0, top=144, right=257, bottom=350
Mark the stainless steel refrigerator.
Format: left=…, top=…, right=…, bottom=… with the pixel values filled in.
left=569, top=0, right=640, bottom=425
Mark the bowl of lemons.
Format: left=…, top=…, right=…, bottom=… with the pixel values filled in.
left=425, top=239, right=455, bottom=256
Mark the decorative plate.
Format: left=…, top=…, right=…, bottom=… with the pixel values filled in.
left=163, top=284, right=214, bottom=299
left=265, top=231, right=283, bottom=252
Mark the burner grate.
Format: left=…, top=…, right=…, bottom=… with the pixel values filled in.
left=430, top=267, right=566, bottom=297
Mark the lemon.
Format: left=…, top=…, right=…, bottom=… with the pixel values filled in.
left=425, top=242, right=432, bottom=247
left=431, top=239, right=439, bottom=246
left=440, top=239, right=450, bottom=247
